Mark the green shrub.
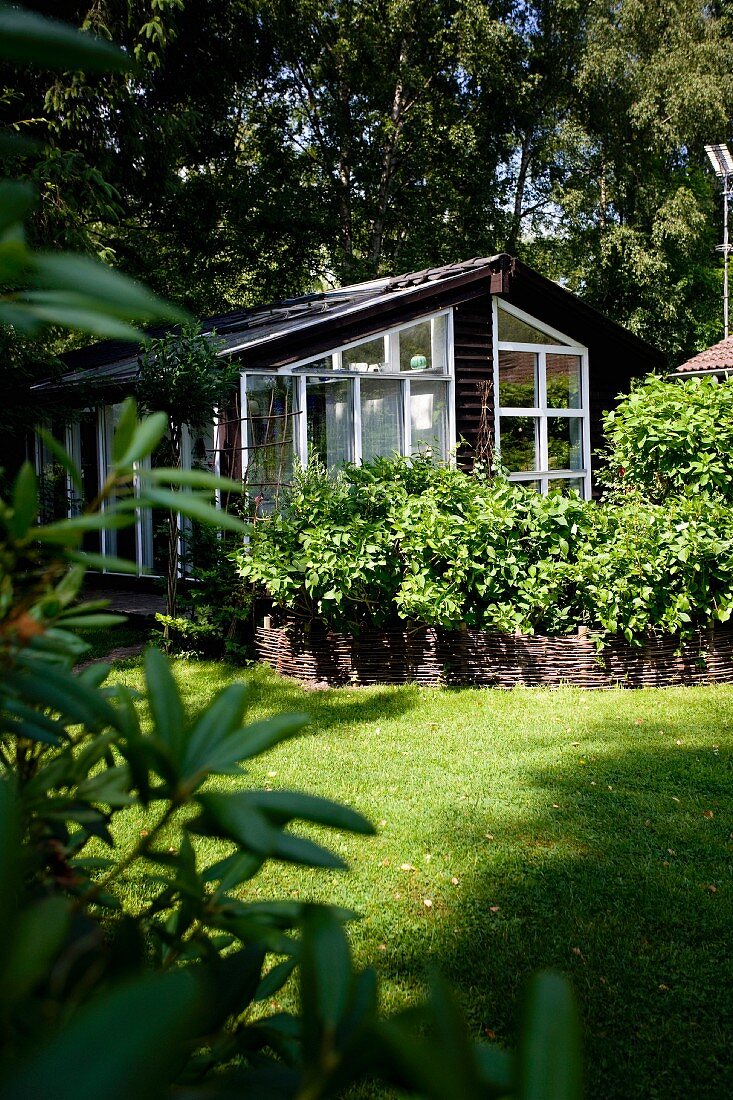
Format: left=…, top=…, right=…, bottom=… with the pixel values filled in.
left=237, top=456, right=733, bottom=646
left=157, top=527, right=254, bottom=660
left=602, top=373, right=733, bottom=501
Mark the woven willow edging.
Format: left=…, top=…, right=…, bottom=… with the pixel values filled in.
left=255, top=619, right=733, bottom=688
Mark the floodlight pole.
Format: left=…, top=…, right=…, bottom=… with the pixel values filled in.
left=724, top=171, right=731, bottom=338
left=705, top=143, right=733, bottom=339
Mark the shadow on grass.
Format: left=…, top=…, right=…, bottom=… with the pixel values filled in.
left=378, top=741, right=732, bottom=1100
left=173, top=660, right=425, bottom=738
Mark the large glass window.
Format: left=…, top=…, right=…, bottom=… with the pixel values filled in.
left=306, top=377, right=352, bottom=467
left=342, top=336, right=386, bottom=373
left=496, top=303, right=589, bottom=497
left=245, top=376, right=298, bottom=505
left=242, top=311, right=453, bottom=489
left=410, top=380, right=449, bottom=455
left=361, top=378, right=402, bottom=461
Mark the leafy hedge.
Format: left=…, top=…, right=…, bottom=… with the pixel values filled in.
left=236, top=456, right=733, bottom=646
left=602, top=373, right=733, bottom=501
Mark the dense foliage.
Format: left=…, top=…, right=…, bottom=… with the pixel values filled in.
left=602, top=373, right=733, bottom=502
left=237, top=455, right=733, bottom=645
left=2, top=1, right=731, bottom=361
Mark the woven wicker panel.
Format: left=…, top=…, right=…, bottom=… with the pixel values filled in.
left=254, top=619, right=733, bottom=689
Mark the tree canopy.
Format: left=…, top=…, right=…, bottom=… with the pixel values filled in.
left=3, top=0, right=733, bottom=363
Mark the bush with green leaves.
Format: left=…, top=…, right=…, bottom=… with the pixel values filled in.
left=237, top=455, right=733, bottom=646
left=601, top=373, right=733, bottom=501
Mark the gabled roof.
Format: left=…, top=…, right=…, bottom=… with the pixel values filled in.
left=671, top=334, right=733, bottom=375
left=32, top=254, right=663, bottom=395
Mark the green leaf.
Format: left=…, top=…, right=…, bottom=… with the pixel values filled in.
left=0, top=240, right=31, bottom=286
left=518, top=971, right=582, bottom=1100
left=300, top=906, right=353, bottom=1057
left=15, top=302, right=145, bottom=342
left=9, top=461, right=38, bottom=539
left=194, top=794, right=347, bottom=869
left=253, top=956, right=298, bottom=1003
left=35, top=512, right=136, bottom=542
left=35, top=426, right=83, bottom=492
left=145, top=467, right=243, bottom=493
left=7, top=659, right=118, bottom=731
left=113, top=412, right=168, bottom=469
left=243, top=790, right=375, bottom=835
left=0, top=300, right=38, bottom=332
left=0, top=778, right=20, bottom=970
left=0, top=180, right=34, bottom=235
left=235, top=713, right=310, bottom=761
left=1, top=970, right=206, bottom=1100
left=2, top=699, right=66, bottom=743
left=66, top=550, right=140, bottom=575
left=32, top=254, right=186, bottom=322
left=181, top=682, right=248, bottom=780
left=57, top=614, right=127, bottom=629
left=76, top=766, right=134, bottom=807
left=0, top=6, right=135, bottom=72
left=141, top=487, right=246, bottom=534
left=3, top=897, right=71, bottom=1001
left=111, top=398, right=140, bottom=464
left=144, top=648, right=185, bottom=763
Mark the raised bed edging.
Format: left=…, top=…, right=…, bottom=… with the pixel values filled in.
left=255, top=619, right=733, bottom=688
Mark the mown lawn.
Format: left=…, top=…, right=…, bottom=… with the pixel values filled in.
left=108, top=656, right=733, bottom=1099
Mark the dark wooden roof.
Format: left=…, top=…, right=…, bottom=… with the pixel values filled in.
left=33, top=254, right=664, bottom=396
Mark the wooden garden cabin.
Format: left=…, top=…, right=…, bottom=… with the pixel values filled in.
left=32, top=254, right=664, bottom=576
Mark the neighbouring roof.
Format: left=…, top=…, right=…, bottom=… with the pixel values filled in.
left=32, top=254, right=664, bottom=396
left=671, top=334, right=733, bottom=376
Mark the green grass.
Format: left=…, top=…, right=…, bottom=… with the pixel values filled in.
left=108, top=656, right=733, bottom=1099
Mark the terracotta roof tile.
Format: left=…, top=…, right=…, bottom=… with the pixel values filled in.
left=673, top=334, right=733, bottom=373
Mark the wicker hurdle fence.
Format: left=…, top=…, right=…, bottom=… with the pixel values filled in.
left=255, top=616, right=733, bottom=688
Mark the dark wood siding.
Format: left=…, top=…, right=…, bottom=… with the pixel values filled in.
left=453, top=291, right=494, bottom=469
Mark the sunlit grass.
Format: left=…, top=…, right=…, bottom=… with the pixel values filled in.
left=108, top=656, right=733, bottom=1099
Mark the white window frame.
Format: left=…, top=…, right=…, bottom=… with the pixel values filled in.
left=492, top=299, right=591, bottom=498
left=241, top=309, right=455, bottom=477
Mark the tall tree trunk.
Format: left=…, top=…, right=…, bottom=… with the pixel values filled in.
left=508, top=131, right=533, bottom=249
left=371, top=40, right=410, bottom=268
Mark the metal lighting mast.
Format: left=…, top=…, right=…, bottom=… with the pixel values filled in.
left=705, top=143, right=733, bottom=339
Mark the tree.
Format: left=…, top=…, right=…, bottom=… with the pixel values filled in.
left=136, top=325, right=239, bottom=624
left=526, top=0, right=733, bottom=361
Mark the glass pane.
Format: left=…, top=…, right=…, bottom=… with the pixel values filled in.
left=500, top=416, right=538, bottom=473
left=218, top=390, right=242, bottom=483
left=39, top=419, right=70, bottom=524
left=512, top=479, right=541, bottom=493
left=104, top=404, right=136, bottom=564
left=245, top=376, right=297, bottom=505
left=548, top=477, right=585, bottom=497
left=342, top=336, right=387, bottom=373
left=296, top=355, right=334, bottom=372
left=307, top=377, right=352, bottom=468
left=547, top=417, right=583, bottom=470
left=187, top=424, right=217, bottom=572
left=499, top=350, right=538, bottom=408
left=398, top=317, right=448, bottom=373
left=546, top=354, right=582, bottom=409
left=410, top=380, right=448, bottom=457
left=77, top=411, right=101, bottom=554
left=497, top=305, right=568, bottom=345
left=360, top=378, right=403, bottom=461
